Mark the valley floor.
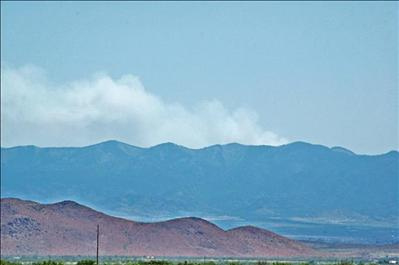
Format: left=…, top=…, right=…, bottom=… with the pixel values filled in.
left=301, top=241, right=399, bottom=259
left=0, top=258, right=398, bottom=265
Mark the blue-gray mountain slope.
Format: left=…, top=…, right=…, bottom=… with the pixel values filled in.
left=1, top=141, right=398, bottom=243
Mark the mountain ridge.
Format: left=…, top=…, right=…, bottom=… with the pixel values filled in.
left=0, top=198, right=318, bottom=257
left=2, top=140, right=398, bottom=244
left=1, top=140, right=398, bottom=156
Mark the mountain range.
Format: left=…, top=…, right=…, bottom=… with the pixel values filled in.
left=0, top=198, right=317, bottom=257
left=1, top=140, right=398, bottom=243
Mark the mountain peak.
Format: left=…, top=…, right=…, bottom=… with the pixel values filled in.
left=331, top=146, right=355, bottom=155
left=285, top=141, right=325, bottom=148
left=52, top=200, right=82, bottom=207
left=99, top=139, right=124, bottom=145
left=150, top=142, right=187, bottom=150
left=88, top=140, right=135, bottom=148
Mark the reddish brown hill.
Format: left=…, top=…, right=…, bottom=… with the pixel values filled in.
left=0, top=198, right=318, bottom=257
left=227, top=226, right=312, bottom=257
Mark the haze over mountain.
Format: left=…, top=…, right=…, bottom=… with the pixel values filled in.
left=0, top=198, right=317, bottom=257
left=1, top=140, right=398, bottom=244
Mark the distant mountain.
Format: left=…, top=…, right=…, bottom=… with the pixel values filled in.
left=0, top=198, right=317, bottom=257
left=1, top=140, right=398, bottom=243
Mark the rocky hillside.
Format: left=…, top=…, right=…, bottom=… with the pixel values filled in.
left=0, top=198, right=317, bottom=257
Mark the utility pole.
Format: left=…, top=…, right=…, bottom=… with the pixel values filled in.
left=96, top=224, right=99, bottom=265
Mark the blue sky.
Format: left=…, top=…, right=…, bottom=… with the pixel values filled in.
left=1, top=1, right=397, bottom=154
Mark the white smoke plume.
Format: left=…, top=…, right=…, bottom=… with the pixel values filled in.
left=1, top=65, right=288, bottom=148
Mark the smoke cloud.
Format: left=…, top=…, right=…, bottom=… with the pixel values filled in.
left=1, top=65, right=288, bottom=148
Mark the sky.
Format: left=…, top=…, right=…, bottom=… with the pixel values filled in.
left=1, top=1, right=398, bottom=154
